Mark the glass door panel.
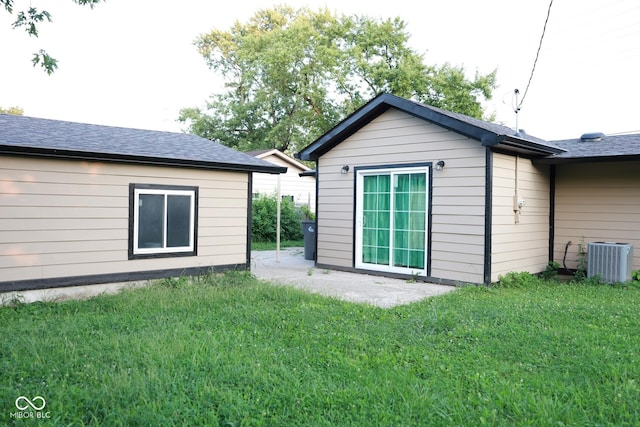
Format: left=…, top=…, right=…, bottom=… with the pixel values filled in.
left=393, top=172, right=426, bottom=269
left=362, top=175, right=390, bottom=265
left=357, top=168, right=428, bottom=274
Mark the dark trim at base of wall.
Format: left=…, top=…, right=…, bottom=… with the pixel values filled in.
left=0, top=264, right=248, bottom=293
left=315, top=263, right=475, bottom=287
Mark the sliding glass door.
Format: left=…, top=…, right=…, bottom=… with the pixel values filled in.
left=356, top=166, right=429, bottom=275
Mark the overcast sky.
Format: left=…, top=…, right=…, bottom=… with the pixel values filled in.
left=1, top=0, right=639, bottom=141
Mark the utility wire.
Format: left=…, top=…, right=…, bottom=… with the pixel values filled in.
left=608, top=129, right=640, bottom=136
left=518, top=0, right=554, bottom=109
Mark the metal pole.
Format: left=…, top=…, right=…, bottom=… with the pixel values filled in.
left=514, top=88, right=520, bottom=135
left=276, top=174, right=281, bottom=263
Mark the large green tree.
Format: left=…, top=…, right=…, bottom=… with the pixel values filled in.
left=2, top=0, right=103, bottom=74
left=179, top=6, right=496, bottom=154
left=0, top=106, right=23, bottom=115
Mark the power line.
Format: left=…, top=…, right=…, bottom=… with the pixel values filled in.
left=518, top=0, right=554, bottom=109
left=607, top=129, right=640, bottom=136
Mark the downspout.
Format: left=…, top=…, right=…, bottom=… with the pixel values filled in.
left=549, top=164, right=556, bottom=263
left=483, top=147, right=493, bottom=285
left=276, top=173, right=281, bottom=263
left=514, top=155, right=520, bottom=223
left=314, top=159, right=320, bottom=265
left=246, top=172, right=253, bottom=268
left=351, top=162, right=357, bottom=268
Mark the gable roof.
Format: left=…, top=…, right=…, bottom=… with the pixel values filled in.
left=0, top=114, right=286, bottom=174
left=247, top=148, right=311, bottom=172
left=296, top=93, right=566, bottom=161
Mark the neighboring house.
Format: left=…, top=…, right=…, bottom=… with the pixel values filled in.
left=248, top=149, right=316, bottom=212
left=0, top=115, right=285, bottom=292
left=296, top=93, right=640, bottom=285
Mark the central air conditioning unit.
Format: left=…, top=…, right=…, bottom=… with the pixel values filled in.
left=587, top=242, right=633, bottom=283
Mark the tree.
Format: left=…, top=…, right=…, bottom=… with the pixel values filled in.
left=179, top=6, right=497, bottom=154
left=0, top=106, right=24, bottom=115
left=2, top=0, right=103, bottom=74
left=252, top=193, right=303, bottom=242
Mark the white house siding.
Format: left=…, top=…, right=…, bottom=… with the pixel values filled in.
left=554, top=162, right=640, bottom=271
left=0, top=156, right=249, bottom=284
left=491, top=153, right=550, bottom=281
left=252, top=154, right=316, bottom=212
left=317, top=108, right=487, bottom=284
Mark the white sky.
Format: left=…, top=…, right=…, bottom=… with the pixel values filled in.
left=1, top=0, right=639, bottom=141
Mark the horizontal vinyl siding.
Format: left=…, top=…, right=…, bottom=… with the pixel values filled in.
left=252, top=155, right=316, bottom=211
left=491, top=154, right=550, bottom=280
left=317, top=109, right=486, bottom=283
left=316, top=170, right=353, bottom=268
left=554, top=162, right=640, bottom=271
left=0, top=157, right=249, bottom=284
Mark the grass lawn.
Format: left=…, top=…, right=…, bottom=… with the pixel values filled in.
left=251, top=240, right=304, bottom=251
left=1, top=272, right=639, bottom=426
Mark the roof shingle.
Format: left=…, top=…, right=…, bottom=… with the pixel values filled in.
left=0, top=114, right=286, bottom=174
left=547, top=134, right=640, bottom=162
left=296, top=93, right=566, bottom=161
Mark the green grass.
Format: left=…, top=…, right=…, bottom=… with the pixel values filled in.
left=251, top=240, right=304, bottom=251
left=1, top=272, right=640, bottom=426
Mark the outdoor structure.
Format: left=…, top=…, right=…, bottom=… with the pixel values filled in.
left=248, top=149, right=316, bottom=212
left=0, top=114, right=286, bottom=292
left=539, top=135, right=640, bottom=277
left=296, top=93, right=640, bottom=285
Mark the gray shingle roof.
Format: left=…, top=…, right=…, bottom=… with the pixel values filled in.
left=245, top=149, right=272, bottom=156
left=418, top=102, right=555, bottom=147
left=545, top=134, right=640, bottom=162
left=296, top=93, right=640, bottom=164
left=297, top=93, right=565, bottom=161
left=0, top=114, right=286, bottom=174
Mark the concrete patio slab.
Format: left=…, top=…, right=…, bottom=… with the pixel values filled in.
left=2, top=248, right=456, bottom=307
left=251, top=247, right=456, bottom=308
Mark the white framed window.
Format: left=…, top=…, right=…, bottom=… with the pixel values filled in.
left=129, top=184, right=198, bottom=258
left=355, top=166, right=430, bottom=275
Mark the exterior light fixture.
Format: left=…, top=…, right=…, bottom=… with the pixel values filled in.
left=341, top=165, right=350, bottom=175
left=435, top=160, right=446, bottom=171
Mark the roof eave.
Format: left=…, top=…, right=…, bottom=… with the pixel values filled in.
left=485, top=135, right=566, bottom=157
left=534, top=153, right=640, bottom=165
left=297, top=98, right=392, bottom=161
left=256, top=149, right=311, bottom=171
left=296, top=95, right=487, bottom=161
left=0, top=145, right=287, bottom=174
left=296, top=93, right=564, bottom=161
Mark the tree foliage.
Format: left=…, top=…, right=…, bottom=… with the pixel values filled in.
left=2, top=0, right=103, bottom=74
left=0, top=106, right=24, bottom=115
left=252, top=193, right=303, bottom=243
left=179, top=6, right=497, bottom=154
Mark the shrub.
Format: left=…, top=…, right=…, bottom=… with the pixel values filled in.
left=540, top=261, right=560, bottom=280
left=496, top=271, right=541, bottom=288
left=252, top=193, right=304, bottom=242
left=299, top=204, right=315, bottom=220
left=571, top=274, right=603, bottom=286
left=575, top=237, right=588, bottom=280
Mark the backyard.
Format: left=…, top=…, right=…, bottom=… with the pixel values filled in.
left=1, top=272, right=639, bottom=426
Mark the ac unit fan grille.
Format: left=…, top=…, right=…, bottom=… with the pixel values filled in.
left=587, top=242, right=633, bottom=283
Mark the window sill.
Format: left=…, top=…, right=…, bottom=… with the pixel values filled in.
left=128, top=250, right=197, bottom=260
